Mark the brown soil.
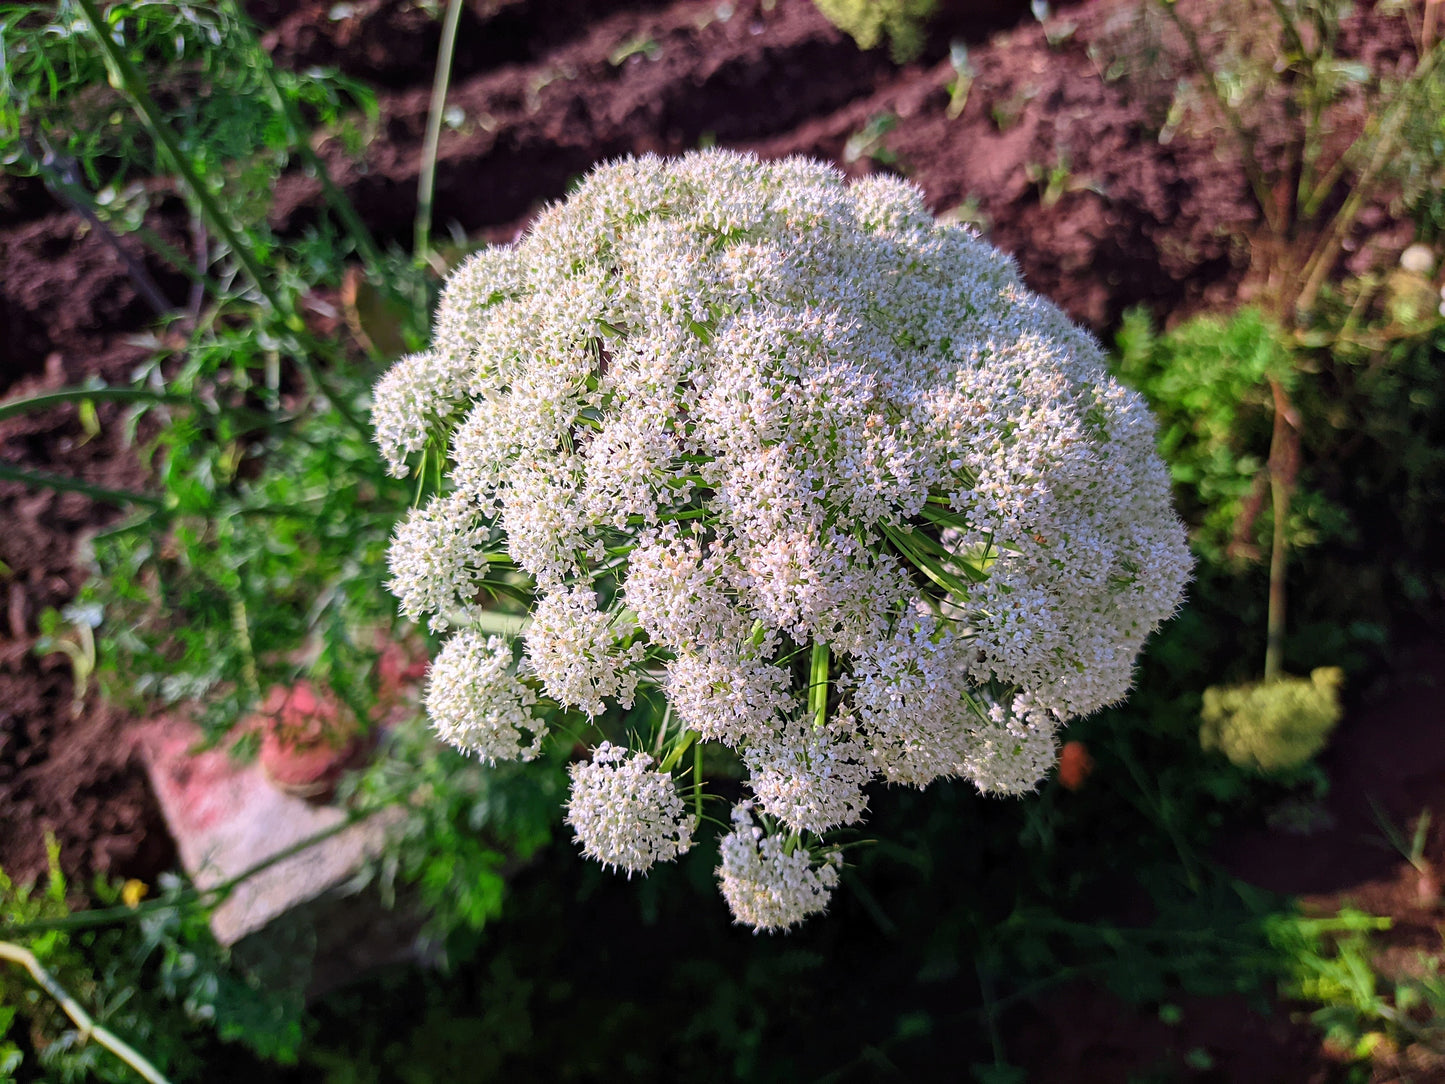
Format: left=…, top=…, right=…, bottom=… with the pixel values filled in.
left=1, top=0, right=1439, bottom=1077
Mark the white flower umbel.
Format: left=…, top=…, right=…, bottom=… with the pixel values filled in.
left=525, top=586, right=643, bottom=716
left=962, top=691, right=1061, bottom=796
left=425, top=631, right=546, bottom=762
left=717, top=803, right=841, bottom=933
left=376, top=149, right=1192, bottom=930
left=743, top=713, right=873, bottom=834
left=565, top=743, right=696, bottom=876
left=388, top=493, right=491, bottom=632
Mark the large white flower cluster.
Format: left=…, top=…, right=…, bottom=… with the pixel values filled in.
left=378, top=149, right=1191, bottom=931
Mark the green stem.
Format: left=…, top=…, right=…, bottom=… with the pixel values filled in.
left=0, top=463, right=163, bottom=508
left=230, top=595, right=261, bottom=697
left=975, top=960, right=1008, bottom=1069
left=32, top=142, right=174, bottom=316
left=469, top=609, right=532, bottom=638
left=1264, top=376, right=1297, bottom=683
left=286, top=327, right=376, bottom=438
left=226, top=0, right=383, bottom=271
left=809, top=640, right=830, bottom=730
left=693, top=739, right=703, bottom=822
left=415, top=0, right=464, bottom=271
left=1157, top=0, right=1282, bottom=236
left=0, top=942, right=172, bottom=1084
left=1294, top=42, right=1442, bottom=316
left=2, top=811, right=373, bottom=938
left=72, top=0, right=291, bottom=322
left=881, top=523, right=977, bottom=600
left=0, top=386, right=191, bottom=424
left=1264, top=470, right=1289, bottom=683
left=658, top=728, right=698, bottom=774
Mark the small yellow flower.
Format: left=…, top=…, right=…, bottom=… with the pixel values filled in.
left=121, top=879, right=148, bottom=908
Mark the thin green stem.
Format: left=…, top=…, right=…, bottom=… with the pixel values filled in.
left=33, top=141, right=174, bottom=316
left=0, top=942, right=172, bottom=1084
left=658, top=728, right=699, bottom=774
left=72, top=0, right=291, bottom=322
left=469, top=609, right=532, bottom=638
left=225, top=0, right=382, bottom=270
left=1157, top=0, right=1282, bottom=236
left=1264, top=375, right=1298, bottom=682
left=1295, top=42, right=1442, bottom=316
left=1265, top=0, right=1311, bottom=62
left=1264, top=469, right=1289, bottom=683
left=1, top=811, right=373, bottom=938
left=693, top=739, right=703, bottom=821
left=0, top=463, right=163, bottom=508
left=415, top=0, right=464, bottom=271
left=0, top=386, right=191, bottom=424
left=229, top=595, right=261, bottom=698
left=286, top=328, right=376, bottom=438
left=881, top=523, right=977, bottom=600
left=975, top=960, right=1008, bottom=1069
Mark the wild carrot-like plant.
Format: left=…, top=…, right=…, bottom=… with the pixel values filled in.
left=377, top=149, right=1192, bottom=931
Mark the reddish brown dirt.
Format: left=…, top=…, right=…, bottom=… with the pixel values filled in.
left=0, top=0, right=1439, bottom=1076
left=1008, top=985, right=1341, bottom=1084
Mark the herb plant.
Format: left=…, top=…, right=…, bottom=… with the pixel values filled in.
left=378, top=149, right=1192, bottom=931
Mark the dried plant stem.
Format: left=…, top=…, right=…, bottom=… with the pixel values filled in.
left=1295, top=41, right=1442, bottom=316
left=0, top=942, right=172, bottom=1084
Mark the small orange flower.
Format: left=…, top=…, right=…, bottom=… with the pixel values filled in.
left=1058, top=740, right=1094, bottom=791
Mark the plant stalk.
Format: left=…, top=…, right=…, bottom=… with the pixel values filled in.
left=0, top=463, right=163, bottom=508
left=1295, top=41, right=1442, bottom=316
left=658, top=728, right=699, bottom=774
left=1157, top=0, right=1283, bottom=237
left=72, top=0, right=291, bottom=321
left=0, top=942, right=173, bottom=1084
left=32, top=141, right=174, bottom=317
left=2, top=811, right=374, bottom=938
left=1263, top=377, right=1300, bottom=682
left=415, top=0, right=464, bottom=272
left=0, top=386, right=191, bottom=424
left=809, top=640, right=830, bottom=730
left=225, top=0, right=384, bottom=271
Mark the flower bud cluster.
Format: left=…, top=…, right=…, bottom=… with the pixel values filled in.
left=378, top=149, right=1191, bottom=930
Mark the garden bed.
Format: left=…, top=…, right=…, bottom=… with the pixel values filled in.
left=2, top=0, right=1442, bottom=1079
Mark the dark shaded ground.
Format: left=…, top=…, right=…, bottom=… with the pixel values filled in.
left=1, top=0, right=1440, bottom=1079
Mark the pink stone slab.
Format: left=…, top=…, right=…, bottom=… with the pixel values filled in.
left=135, top=716, right=395, bottom=946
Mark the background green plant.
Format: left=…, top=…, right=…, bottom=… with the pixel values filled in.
left=813, top=0, right=939, bottom=63
left=1, top=840, right=302, bottom=1082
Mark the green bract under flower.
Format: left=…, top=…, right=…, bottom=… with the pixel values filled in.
left=377, top=149, right=1191, bottom=931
